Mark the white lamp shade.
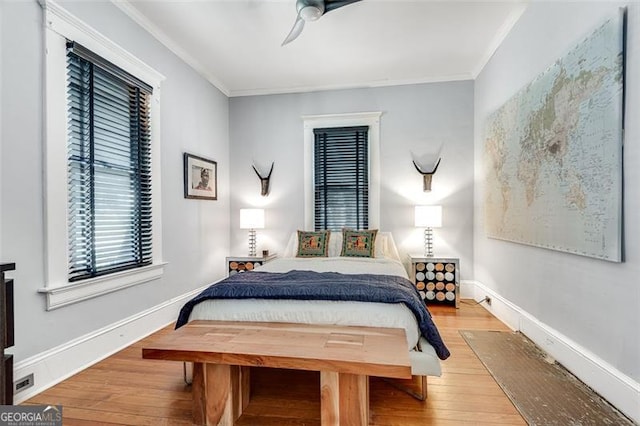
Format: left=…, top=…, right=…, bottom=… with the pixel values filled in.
left=240, top=208, right=265, bottom=229
left=415, top=205, right=442, bottom=228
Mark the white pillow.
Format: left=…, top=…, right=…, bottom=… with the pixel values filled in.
left=375, top=232, right=387, bottom=258
left=328, top=231, right=343, bottom=257
left=282, top=232, right=299, bottom=258
left=378, top=232, right=401, bottom=261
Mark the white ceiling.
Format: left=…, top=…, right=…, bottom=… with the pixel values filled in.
left=115, top=0, right=528, bottom=97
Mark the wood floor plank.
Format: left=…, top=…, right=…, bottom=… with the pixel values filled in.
left=22, top=300, right=526, bottom=425
left=29, top=385, right=193, bottom=409
left=50, top=380, right=192, bottom=400
left=58, top=406, right=193, bottom=426
left=27, top=394, right=191, bottom=419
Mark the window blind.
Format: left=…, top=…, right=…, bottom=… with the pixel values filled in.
left=66, top=42, right=152, bottom=282
left=313, top=126, right=369, bottom=231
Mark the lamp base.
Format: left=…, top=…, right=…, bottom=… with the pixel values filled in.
left=248, top=229, right=257, bottom=257
left=424, top=227, right=434, bottom=258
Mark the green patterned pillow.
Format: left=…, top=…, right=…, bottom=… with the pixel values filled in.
left=296, top=230, right=330, bottom=257
left=341, top=229, right=378, bottom=257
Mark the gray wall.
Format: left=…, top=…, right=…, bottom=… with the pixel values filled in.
left=474, top=2, right=640, bottom=382
left=0, top=1, right=230, bottom=361
left=229, top=82, right=475, bottom=273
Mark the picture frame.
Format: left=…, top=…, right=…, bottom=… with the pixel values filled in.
left=184, top=153, right=217, bottom=200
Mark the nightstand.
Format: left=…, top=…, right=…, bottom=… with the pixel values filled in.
left=409, top=256, right=460, bottom=308
left=226, top=254, right=277, bottom=276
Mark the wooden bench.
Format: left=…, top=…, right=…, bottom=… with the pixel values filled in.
left=142, top=320, right=411, bottom=425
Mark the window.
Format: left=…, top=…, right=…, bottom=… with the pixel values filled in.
left=313, top=126, right=369, bottom=231
left=41, top=2, right=164, bottom=310
left=303, top=112, right=381, bottom=231
left=66, top=42, right=153, bottom=281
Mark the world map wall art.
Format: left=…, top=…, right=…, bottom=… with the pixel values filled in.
left=483, top=10, right=625, bottom=262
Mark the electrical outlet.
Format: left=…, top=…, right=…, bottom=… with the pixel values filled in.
left=14, top=373, right=34, bottom=394
left=485, top=296, right=492, bottom=306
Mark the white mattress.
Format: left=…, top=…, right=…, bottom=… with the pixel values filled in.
left=188, top=256, right=442, bottom=376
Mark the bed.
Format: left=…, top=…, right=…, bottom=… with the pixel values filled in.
left=177, top=231, right=449, bottom=399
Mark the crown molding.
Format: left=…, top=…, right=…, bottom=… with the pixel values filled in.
left=228, top=73, right=474, bottom=98
left=472, top=2, right=528, bottom=79
left=111, top=0, right=513, bottom=98
left=111, top=0, right=230, bottom=97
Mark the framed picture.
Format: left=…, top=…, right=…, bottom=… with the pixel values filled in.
left=184, top=153, right=217, bottom=200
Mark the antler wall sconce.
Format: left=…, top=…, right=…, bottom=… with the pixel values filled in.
left=413, top=157, right=441, bottom=192
left=252, top=162, right=274, bottom=196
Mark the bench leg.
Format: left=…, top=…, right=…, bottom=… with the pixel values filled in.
left=192, top=362, right=234, bottom=426
left=320, top=371, right=368, bottom=426
left=193, top=363, right=206, bottom=425
left=231, top=366, right=250, bottom=419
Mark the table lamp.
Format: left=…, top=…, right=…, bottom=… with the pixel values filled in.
left=240, top=208, right=264, bottom=257
left=415, top=205, right=442, bottom=257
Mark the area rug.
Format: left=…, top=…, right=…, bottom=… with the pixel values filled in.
left=459, top=330, right=633, bottom=426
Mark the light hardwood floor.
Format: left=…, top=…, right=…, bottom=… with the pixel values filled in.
left=23, top=301, right=526, bottom=425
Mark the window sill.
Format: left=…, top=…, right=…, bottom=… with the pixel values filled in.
left=38, top=262, right=167, bottom=311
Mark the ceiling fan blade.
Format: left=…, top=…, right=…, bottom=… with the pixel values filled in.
left=323, top=0, right=361, bottom=14
left=282, top=15, right=306, bottom=46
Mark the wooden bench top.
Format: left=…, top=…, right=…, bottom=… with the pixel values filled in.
left=143, top=320, right=411, bottom=379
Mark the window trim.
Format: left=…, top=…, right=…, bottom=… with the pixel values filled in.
left=302, top=112, right=381, bottom=231
left=39, top=0, right=166, bottom=310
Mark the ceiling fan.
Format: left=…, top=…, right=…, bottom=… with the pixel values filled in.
left=282, top=0, right=362, bottom=46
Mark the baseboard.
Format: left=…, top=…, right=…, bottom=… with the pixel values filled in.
left=467, top=280, right=640, bottom=424
left=459, top=279, right=479, bottom=300
left=12, top=285, right=209, bottom=404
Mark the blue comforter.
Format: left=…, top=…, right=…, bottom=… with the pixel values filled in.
left=176, top=270, right=450, bottom=360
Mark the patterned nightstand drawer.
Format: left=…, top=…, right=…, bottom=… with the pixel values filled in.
left=409, top=256, right=460, bottom=308
left=226, top=254, right=277, bottom=276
